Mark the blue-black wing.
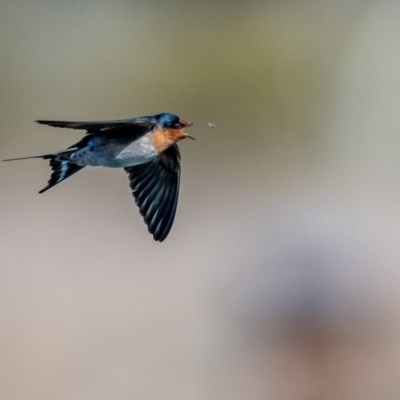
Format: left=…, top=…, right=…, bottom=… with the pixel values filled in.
left=125, top=145, right=181, bottom=242
left=36, top=115, right=156, bottom=137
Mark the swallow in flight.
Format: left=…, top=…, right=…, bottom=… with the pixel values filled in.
left=4, top=113, right=196, bottom=241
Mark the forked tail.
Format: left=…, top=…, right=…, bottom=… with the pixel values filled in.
left=3, top=151, right=84, bottom=193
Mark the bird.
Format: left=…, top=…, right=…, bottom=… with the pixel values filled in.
left=4, top=112, right=197, bottom=242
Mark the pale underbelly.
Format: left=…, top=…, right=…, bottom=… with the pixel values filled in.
left=71, top=136, right=158, bottom=168
left=93, top=154, right=157, bottom=168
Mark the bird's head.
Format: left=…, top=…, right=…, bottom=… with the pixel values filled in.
left=155, top=113, right=196, bottom=141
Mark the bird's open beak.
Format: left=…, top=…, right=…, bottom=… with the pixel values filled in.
left=184, top=122, right=196, bottom=140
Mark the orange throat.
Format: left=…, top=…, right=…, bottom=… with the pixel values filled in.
left=151, top=128, right=187, bottom=153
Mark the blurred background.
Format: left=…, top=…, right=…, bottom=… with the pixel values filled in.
left=2, top=1, right=400, bottom=399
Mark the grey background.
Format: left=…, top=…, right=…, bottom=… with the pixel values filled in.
left=2, top=1, right=400, bottom=399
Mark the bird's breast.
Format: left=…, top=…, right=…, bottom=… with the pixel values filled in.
left=73, top=134, right=158, bottom=168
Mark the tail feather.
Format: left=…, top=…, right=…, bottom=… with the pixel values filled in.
left=3, top=151, right=84, bottom=193
left=3, top=154, right=52, bottom=161
left=3, top=149, right=76, bottom=162
left=39, top=157, right=84, bottom=193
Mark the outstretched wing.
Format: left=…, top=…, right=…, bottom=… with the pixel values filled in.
left=36, top=115, right=156, bottom=136
left=125, top=145, right=181, bottom=242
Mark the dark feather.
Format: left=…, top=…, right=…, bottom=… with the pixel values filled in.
left=39, top=156, right=84, bottom=193
left=36, top=116, right=156, bottom=137
left=125, top=145, right=181, bottom=242
left=3, top=149, right=75, bottom=162
left=3, top=150, right=84, bottom=193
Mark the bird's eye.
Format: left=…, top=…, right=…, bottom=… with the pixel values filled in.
left=173, top=122, right=181, bottom=129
